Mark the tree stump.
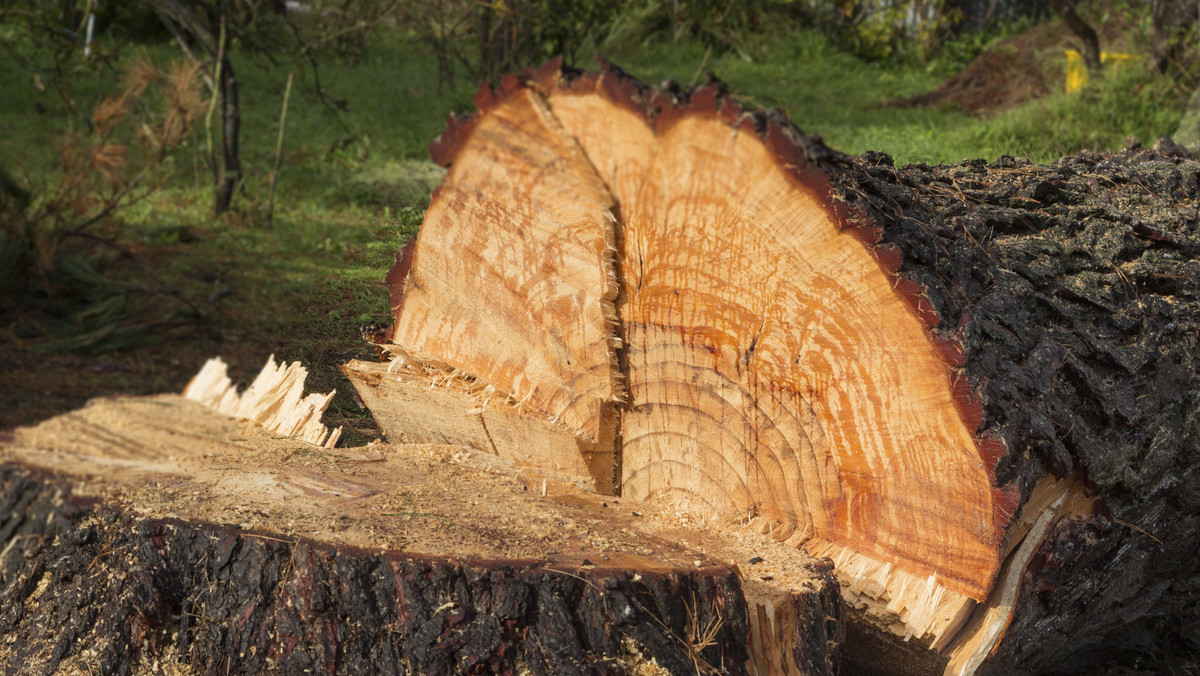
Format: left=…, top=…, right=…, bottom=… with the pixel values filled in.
left=364, top=58, right=1200, bottom=675
left=0, top=393, right=840, bottom=675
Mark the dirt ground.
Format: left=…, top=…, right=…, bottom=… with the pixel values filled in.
left=887, top=15, right=1137, bottom=115
left=0, top=224, right=388, bottom=442
left=0, top=305, right=384, bottom=435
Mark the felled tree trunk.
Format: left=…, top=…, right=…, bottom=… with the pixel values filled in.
left=366, top=58, right=1200, bottom=675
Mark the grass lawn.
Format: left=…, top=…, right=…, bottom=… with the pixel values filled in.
left=603, top=28, right=1186, bottom=163
left=0, top=19, right=1190, bottom=438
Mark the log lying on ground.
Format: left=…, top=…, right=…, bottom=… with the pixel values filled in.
left=0, top=387, right=840, bottom=675
left=367, top=58, right=1200, bottom=675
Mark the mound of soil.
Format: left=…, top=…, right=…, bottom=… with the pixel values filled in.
left=891, top=44, right=1053, bottom=114
left=888, top=16, right=1133, bottom=116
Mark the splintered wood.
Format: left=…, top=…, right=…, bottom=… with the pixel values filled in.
left=184, top=355, right=342, bottom=448
left=376, top=63, right=1007, bottom=654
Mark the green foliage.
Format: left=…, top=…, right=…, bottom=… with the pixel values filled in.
left=530, top=0, right=627, bottom=64
left=605, top=0, right=805, bottom=58
left=825, top=0, right=962, bottom=61
left=401, top=0, right=629, bottom=85
left=33, top=251, right=201, bottom=354
left=285, top=0, right=406, bottom=63
left=0, top=49, right=207, bottom=350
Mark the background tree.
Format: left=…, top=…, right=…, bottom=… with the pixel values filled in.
left=145, top=0, right=251, bottom=215
left=1150, top=0, right=1200, bottom=74
left=1048, top=0, right=1101, bottom=71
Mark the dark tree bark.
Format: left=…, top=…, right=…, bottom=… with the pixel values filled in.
left=214, top=52, right=241, bottom=214
left=0, top=465, right=758, bottom=675
left=1049, top=0, right=1102, bottom=71
left=825, top=139, right=1200, bottom=675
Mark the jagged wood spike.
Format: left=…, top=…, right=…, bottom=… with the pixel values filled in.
left=183, top=355, right=342, bottom=448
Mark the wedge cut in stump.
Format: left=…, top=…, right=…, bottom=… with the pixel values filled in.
left=365, top=58, right=1200, bottom=675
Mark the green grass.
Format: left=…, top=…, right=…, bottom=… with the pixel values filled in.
left=602, top=30, right=1188, bottom=165
left=970, top=60, right=1188, bottom=160
left=0, top=31, right=455, bottom=436
left=1, top=32, right=450, bottom=333
left=604, top=31, right=975, bottom=163
left=0, top=20, right=1191, bottom=435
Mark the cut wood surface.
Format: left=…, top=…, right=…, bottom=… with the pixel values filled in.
left=341, top=356, right=603, bottom=491
left=541, top=70, right=1000, bottom=639
left=0, top=393, right=840, bottom=675
left=376, top=59, right=1200, bottom=674
left=387, top=87, right=622, bottom=452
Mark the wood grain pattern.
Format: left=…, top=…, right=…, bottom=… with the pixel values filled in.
left=341, top=358, right=603, bottom=490
left=388, top=88, right=622, bottom=444
left=539, top=80, right=998, bottom=603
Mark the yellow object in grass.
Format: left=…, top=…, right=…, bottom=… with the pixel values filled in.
left=1065, top=49, right=1134, bottom=94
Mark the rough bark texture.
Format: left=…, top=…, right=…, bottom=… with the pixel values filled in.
left=0, top=463, right=756, bottom=675
left=824, top=141, right=1200, bottom=674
